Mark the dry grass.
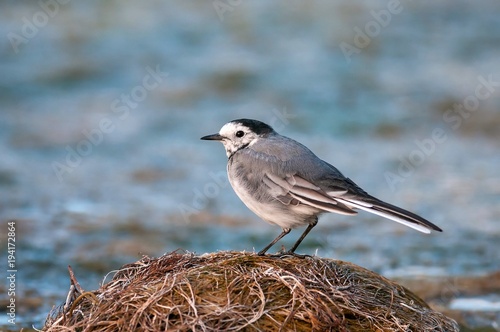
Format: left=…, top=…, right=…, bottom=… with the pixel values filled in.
left=44, top=251, right=458, bottom=332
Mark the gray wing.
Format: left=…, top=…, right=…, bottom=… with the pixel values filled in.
left=262, top=172, right=358, bottom=216
left=242, top=135, right=442, bottom=233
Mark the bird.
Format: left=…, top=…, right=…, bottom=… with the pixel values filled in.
left=201, top=119, right=442, bottom=256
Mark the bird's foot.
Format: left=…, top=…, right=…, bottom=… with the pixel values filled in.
left=268, top=248, right=312, bottom=259
left=258, top=245, right=312, bottom=259
left=281, top=251, right=312, bottom=259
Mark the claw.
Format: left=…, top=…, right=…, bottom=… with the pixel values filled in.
left=268, top=250, right=312, bottom=259
left=283, top=251, right=312, bottom=259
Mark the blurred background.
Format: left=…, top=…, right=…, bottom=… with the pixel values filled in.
left=0, top=0, right=499, bottom=330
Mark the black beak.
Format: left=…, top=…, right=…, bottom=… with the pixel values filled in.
left=201, top=133, right=224, bottom=141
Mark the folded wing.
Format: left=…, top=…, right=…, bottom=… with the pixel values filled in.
left=263, top=173, right=357, bottom=215
left=263, top=172, right=442, bottom=233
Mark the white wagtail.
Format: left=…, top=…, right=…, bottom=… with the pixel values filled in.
left=201, top=119, right=442, bottom=255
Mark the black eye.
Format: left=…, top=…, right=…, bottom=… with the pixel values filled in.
left=235, top=131, right=245, bottom=138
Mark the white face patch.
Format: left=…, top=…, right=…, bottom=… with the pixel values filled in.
left=218, top=122, right=260, bottom=158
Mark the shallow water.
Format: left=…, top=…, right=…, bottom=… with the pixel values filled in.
left=0, top=0, right=499, bottom=329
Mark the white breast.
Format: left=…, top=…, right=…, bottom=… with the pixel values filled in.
left=227, top=164, right=317, bottom=229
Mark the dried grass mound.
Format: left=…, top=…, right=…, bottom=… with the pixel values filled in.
left=44, top=251, right=458, bottom=331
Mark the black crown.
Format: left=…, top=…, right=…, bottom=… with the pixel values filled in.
left=231, top=119, right=274, bottom=135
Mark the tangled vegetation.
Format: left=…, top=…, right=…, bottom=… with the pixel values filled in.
left=44, top=251, right=458, bottom=331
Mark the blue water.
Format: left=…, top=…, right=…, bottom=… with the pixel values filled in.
left=0, top=0, right=499, bottom=328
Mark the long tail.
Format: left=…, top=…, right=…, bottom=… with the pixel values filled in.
left=335, top=196, right=442, bottom=234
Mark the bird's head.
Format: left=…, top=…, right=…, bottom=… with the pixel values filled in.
left=201, top=119, right=275, bottom=158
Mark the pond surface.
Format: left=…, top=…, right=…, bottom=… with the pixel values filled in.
left=0, top=1, right=499, bottom=330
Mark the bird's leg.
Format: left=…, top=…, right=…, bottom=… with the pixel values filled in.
left=258, top=228, right=291, bottom=255
left=287, top=217, right=318, bottom=254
